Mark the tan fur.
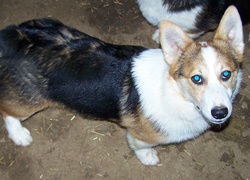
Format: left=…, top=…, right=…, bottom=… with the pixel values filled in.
left=172, top=43, right=204, bottom=80
left=159, top=9, right=243, bottom=105
left=209, top=40, right=243, bottom=92
left=210, top=40, right=243, bottom=66
left=121, top=110, right=166, bottom=145
left=159, top=21, right=194, bottom=79
left=0, top=100, right=51, bottom=118
left=173, top=39, right=242, bottom=104
left=160, top=21, right=193, bottom=64
left=213, top=6, right=244, bottom=58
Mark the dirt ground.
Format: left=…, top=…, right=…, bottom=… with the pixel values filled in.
left=0, top=0, right=249, bottom=179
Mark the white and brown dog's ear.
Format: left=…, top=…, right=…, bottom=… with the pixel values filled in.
left=159, top=20, right=193, bottom=66
left=214, top=5, right=244, bottom=58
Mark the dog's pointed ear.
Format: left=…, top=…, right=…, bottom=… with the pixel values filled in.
left=160, top=20, right=193, bottom=65
left=214, top=5, right=244, bottom=57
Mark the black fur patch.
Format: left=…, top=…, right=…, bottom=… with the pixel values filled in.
left=162, top=0, right=249, bottom=31
left=163, top=0, right=208, bottom=11
left=0, top=18, right=145, bottom=120
left=194, top=0, right=249, bottom=31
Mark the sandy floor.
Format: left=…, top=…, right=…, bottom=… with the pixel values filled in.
left=0, top=0, right=249, bottom=179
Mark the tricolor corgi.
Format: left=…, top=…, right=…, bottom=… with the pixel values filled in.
left=0, top=6, right=244, bottom=165
left=137, top=0, right=249, bottom=41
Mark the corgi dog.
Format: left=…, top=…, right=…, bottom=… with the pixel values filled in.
left=0, top=6, right=244, bottom=165
left=137, top=0, right=249, bottom=41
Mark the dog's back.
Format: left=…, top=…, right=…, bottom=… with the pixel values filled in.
left=0, top=19, right=145, bottom=119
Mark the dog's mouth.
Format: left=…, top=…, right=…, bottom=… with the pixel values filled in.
left=206, top=115, right=230, bottom=127
left=209, top=118, right=228, bottom=125
left=210, top=118, right=230, bottom=131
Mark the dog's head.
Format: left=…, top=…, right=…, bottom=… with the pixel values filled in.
left=160, top=6, right=244, bottom=125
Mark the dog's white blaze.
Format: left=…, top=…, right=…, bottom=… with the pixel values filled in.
left=200, top=46, right=232, bottom=121
left=132, top=49, right=209, bottom=143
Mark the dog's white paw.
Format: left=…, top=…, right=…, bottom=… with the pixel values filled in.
left=152, top=29, right=160, bottom=44
left=4, top=116, right=33, bottom=146
left=134, top=148, right=160, bottom=166
left=8, top=127, right=33, bottom=146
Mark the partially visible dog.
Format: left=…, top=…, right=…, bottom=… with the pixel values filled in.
left=137, top=0, right=249, bottom=42
left=0, top=6, right=244, bottom=165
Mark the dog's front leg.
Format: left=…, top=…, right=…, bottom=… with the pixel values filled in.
left=126, top=131, right=159, bottom=166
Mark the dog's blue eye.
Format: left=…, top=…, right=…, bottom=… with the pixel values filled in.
left=221, top=70, right=231, bottom=81
left=191, top=75, right=203, bottom=85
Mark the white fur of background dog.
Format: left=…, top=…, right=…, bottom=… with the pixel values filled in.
left=137, top=0, right=249, bottom=42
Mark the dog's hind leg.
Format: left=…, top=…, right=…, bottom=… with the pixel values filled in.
left=4, top=116, right=33, bottom=146
left=0, top=100, right=51, bottom=146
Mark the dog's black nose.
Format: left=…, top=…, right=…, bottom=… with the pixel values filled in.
left=211, top=106, right=228, bottom=119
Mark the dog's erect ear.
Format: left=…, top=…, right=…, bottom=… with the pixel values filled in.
left=160, top=20, right=193, bottom=65
left=214, top=5, right=244, bottom=57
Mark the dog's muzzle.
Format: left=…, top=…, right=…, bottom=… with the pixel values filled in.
left=210, top=106, right=228, bottom=124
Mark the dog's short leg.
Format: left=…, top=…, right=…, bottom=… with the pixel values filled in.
left=126, top=131, right=159, bottom=165
left=4, top=116, right=33, bottom=146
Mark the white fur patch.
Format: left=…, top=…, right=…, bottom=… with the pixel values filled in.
left=232, top=69, right=243, bottom=100
left=134, top=148, right=160, bottom=165
left=4, top=116, right=33, bottom=146
left=199, top=46, right=238, bottom=123
left=126, top=131, right=160, bottom=165
left=132, top=49, right=209, bottom=144
left=137, top=0, right=203, bottom=40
